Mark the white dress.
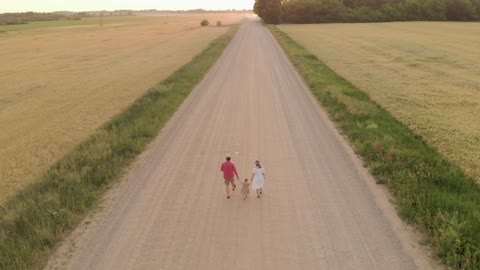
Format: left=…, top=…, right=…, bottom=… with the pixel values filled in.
left=252, top=167, right=265, bottom=190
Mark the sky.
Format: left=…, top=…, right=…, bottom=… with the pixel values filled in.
left=0, top=0, right=255, bottom=13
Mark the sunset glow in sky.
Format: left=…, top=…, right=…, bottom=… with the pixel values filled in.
left=0, top=0, right=255, bottom=13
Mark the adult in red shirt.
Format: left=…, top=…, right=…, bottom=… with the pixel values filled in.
left=220, top=155, right=239, bottom=199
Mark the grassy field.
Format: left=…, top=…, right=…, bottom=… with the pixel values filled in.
left=0, top=13, right=243, bottom=32
left=0, top=25, right=239, bottom=270
left=278, top=22, right=480, bottom=183
left=0, top=13, right=246, bottom=205
left=269, top=25, right=480, bottom=270
left=0, top=16, right=148, bottom=31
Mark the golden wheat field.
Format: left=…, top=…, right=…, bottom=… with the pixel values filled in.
left=279, top=22, right=480, bottom=182
left=0, top=13, right=247, bottom=205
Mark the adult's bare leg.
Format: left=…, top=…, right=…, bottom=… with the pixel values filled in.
left=225, top=180, right=231, bottom=198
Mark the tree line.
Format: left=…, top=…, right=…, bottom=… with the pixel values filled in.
left=0, top=12, right=87, bottom=25
left=254, top=0, right=480, bottom=23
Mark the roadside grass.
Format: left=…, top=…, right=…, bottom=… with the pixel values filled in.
left=0, top=26, right=238, bottom=269
left=268, top=25, right=480, bottom=269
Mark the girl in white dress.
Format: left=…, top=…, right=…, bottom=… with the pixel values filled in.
left=251, top=160, right=265, bottom=198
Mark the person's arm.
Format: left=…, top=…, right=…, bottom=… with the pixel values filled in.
left=233, top=164, right=239, bottom=179
left=220, top=163, right=223, bottom=172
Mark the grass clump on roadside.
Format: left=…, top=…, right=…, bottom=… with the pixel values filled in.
left=268, top=25, right=480, bottom=270
left=0, top=26, right=238, bottom=270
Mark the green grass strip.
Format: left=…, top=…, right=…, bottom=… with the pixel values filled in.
left=0, top=26, right=238, bottom=269
left=268, top=25, right=480, bottom=270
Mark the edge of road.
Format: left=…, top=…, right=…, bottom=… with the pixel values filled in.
left=267, top=24, right=480, bottom=269
left=0, top=25, right=239, bottom=270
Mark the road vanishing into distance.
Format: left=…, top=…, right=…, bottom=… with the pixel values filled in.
left=47, top=18, right=435, bottom=270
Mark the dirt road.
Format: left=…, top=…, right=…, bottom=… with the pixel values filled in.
left=47, top=19, right=436, bottom=270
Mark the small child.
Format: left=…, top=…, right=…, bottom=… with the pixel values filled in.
left=240, top=178, right=250, bottom=200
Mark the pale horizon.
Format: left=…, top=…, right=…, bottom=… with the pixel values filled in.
left=0, top=0, right=254, bottom=13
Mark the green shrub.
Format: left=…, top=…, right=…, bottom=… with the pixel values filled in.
left=200, top=19, right=209, bottom=26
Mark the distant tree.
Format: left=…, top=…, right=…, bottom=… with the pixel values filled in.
left=422, top=0, right=447, bottom=20
left=380, top=3, right=404, bottom=21
left=402, top=0, right=424, bottom=20
left=471, top=0, right=480, bottom=17
left=253, top=0, right=480, bottom=23
left=200, top=19, right=209, bottom=26
left=255, top=0, right=282, bottom=24
left=283, top=0, right=346, bottom=23
left=264, top=0, right=282, bottom=23
left=254, top=0, right=267, bottom=18
left=282, top=0, right=311, bottom=23
left=446, top=0, right=476, bottom=20
left=346, top=5, right=385, bottom=21
left=347, top=0, right=387, bottom=8
left=343, top=0, right=355, bottom=8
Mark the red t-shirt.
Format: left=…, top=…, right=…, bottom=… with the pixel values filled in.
left=221, top=161, right=238, bottom=179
